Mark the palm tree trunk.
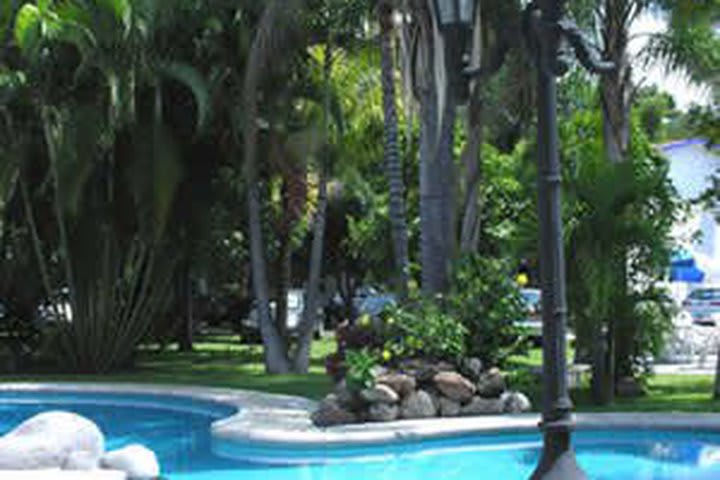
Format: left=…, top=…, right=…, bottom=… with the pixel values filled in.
left=247, top=182, right=290, bottom=373
left=275, top=232, right=292, bottom=340
left=597, top=0, right=639, bottom=399
left=419, top=89, right=443, bottom=293
left=242, top=0, right=302, bottom=374
left=459, top=92, right=485, bottom=253
left=414, top=0, right=456, bottom=295
left=420, top=90, right=456, bottom=294
left=379, top=2, right=410, bottom=298
left=293, top=40, right=333, bottom=374
left=600, top=0, right=634, bottom=163
left=293, top=170, right=328, bottom=373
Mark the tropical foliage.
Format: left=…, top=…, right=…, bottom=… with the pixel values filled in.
left=0, top=0, right=716, bottom=410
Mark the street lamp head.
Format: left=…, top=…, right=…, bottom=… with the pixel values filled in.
left=432, top=0, right=477, bottom=29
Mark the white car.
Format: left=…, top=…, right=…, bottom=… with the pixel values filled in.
left=682, top=287, right=720, bottom=325
left=242, top=289, right=323, bottom=340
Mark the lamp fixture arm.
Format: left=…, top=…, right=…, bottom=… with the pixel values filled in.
left=523, top=1, right=614, bottom=77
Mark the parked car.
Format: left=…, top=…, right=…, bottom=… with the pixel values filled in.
left=355, top=294, right=397, bottom=321
left=241, top=289, right=324, bottom=342
left=515, top=288, right=542, bottom=343
left=682, top=287, right=720, bottom=325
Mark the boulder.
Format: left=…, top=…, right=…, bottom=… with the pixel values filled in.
left=368, top=403, right=400, bottom=422
left=376, top=373, right=416, bottom=397
left=400, top=390, right=437, bottom=419
left=501, top=391, right=532, bottom=414
left=399, top=359, right=454, bottom=384
left=437, top=397, right=461, bottom=417
left=0, top=411, right=104, bottom=470
left=312, top=396, right=357, bottom=427
left=100, top=445, right=159, bottom=480
left=360, top=384, right=399, bottom=404
left=334, top=382, right=361, bottom=410
left=461, top=357, right=484, bottom=382
left=476, top=368, right=506, bottom=398
left=433, top=372, right=476, bottom=402
left=460, top=396, right=504, bottom=416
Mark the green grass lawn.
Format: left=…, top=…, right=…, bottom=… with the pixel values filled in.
left=573, top=374, right=720, bottom=413
left=509, top=348, right=720, bottom=413
left=4, top=337, right=720, bottom=411
left=2, top=334, right=335, bottom=400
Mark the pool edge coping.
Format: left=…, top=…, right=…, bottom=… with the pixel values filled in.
left=2, top=382, right=720, bottom=450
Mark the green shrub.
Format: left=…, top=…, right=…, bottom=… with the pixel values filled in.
left=448, top=254, right=528, bottom=367
left=382, top=299, right=467, bottom=363
left=344, top=349, right=378, bottom=392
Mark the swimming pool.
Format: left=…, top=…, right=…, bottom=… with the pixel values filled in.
left=1, top=390, right=720, bottom=479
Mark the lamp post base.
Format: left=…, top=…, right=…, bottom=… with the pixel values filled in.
left=529, top=429, right=587, bottom=480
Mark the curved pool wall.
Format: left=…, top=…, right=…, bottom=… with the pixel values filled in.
left=2, top=384, right=720, bottom=480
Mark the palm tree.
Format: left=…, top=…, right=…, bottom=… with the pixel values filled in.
left=579, top=0, right=720, bottom=403
left=242, top=0, right=350, bottom=373
left=378, top=0, right=410, bottom=297
left=407, top=0, right=459, bottom=294
left=242, top=0, right=304, bottom=373
left=591, top=0, right=719, bottom=163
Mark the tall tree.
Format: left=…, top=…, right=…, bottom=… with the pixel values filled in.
left=242, top=0, right=305, bottom=373
left=579, top=0, right=720, bottom=403
left=378, top=0, right=410, bottom=297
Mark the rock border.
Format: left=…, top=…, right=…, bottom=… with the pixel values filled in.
left=2, top=383, right=720, bottom=464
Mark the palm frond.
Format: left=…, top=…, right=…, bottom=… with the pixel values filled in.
left=156, top=61, right=211, bottom=134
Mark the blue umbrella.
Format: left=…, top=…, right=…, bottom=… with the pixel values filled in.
left=670, top=250, right=706, bottom=283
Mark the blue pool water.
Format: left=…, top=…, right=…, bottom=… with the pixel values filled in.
left=1, top=392, right=720, bottom=479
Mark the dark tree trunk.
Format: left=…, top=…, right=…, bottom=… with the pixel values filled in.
left=177, top=259, right=194, bottom=352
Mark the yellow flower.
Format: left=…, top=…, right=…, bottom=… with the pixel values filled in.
left=382, top=349, right=392, bottom=361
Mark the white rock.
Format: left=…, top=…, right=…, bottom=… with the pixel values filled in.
left=360, top=384, right=400, bottom=404
left=65, top=451, right=100, bottom=471
left=0, top=411, right=104, bottom=470
left=501, top=391, right=532, bottom=413
left=101, top=445, right=160, bottom=480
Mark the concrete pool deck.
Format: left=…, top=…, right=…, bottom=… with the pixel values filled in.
left=2, top=382, right=720, bottom=463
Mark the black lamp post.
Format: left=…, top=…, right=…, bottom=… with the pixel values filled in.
left=431, top=0, right=613, bottom=479
left=431, top=0, right=477, bottom=102
left=523, top=2, right=612, bottom=478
